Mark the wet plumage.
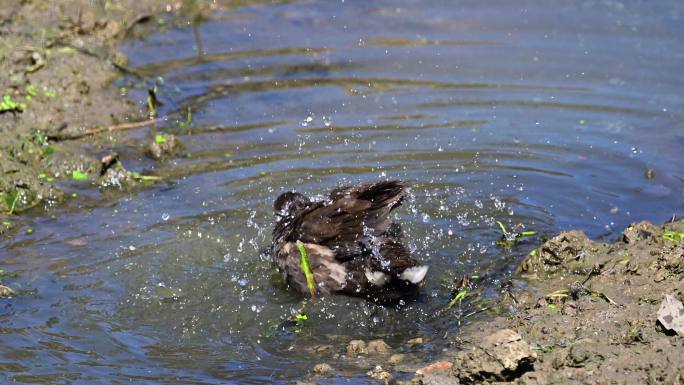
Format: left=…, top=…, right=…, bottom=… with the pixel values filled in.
left=271, top=180, right=428, bottom=301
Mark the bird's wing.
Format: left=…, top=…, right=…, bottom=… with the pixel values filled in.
left=292, top=181, right=409, bottom=260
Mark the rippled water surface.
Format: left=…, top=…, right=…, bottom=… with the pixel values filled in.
left=2, top=1, right=683, bottom=383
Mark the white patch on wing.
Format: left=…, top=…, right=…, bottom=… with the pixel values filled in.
left=304, top=243, right=335, bottom=258
left=319, top=260, right=347, bottom=290
left=399, top=265, right=428, bottom=284
left=365, top=269, right=389, bottom=287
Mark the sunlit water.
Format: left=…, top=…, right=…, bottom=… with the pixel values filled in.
left=2, top=1, right=683, bottom=383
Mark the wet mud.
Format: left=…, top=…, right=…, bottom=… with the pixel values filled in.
left=0, top=0, right=213, bottom=231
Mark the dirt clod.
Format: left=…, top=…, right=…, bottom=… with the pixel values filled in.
left=622, top=220, right=658, bottom=244
left=452, top=329, right=536, bottom=384
left=148, top=133, right=182, bottom=160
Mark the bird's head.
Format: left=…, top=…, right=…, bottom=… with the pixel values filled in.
left=273, top=191, right=311, bottom=218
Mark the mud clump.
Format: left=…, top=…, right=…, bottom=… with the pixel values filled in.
left=517, top=230, right=603, bottom=277
left=452, top=329, right=536, bottom=384
left=147, top=133, right=182, bottom=160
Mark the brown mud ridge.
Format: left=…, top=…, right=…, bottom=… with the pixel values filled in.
left=0, top=0, right=217, bottom=234
left=295, top=220, right=684, bottom=385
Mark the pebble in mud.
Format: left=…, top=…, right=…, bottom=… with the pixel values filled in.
left=0, top=285, right=16, bottom=297
left=346, top=340, right=367, bottom=356
left=313, top=363, right=333, bottom=376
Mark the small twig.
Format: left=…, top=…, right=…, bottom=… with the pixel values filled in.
left=47, top=118, right=163, bottom=141
left=53, top=42, right=143, bottom=77
left=463, top=307, right=489, bottom=319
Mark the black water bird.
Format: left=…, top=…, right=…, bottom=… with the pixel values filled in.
left=271, top=180, right=428, bottom=300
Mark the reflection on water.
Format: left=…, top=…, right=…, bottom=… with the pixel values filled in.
left=1, top=0, right=683, bottom=383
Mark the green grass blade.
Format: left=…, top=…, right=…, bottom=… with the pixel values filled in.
left=296, top=240, right=316, bottom=299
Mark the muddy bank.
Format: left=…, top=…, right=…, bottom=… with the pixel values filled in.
left=0, top=0, right=216, bottom=232
left=399, top=219, right=684, bottom=385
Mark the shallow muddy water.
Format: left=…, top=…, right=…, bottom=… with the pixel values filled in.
left=1, top=0, right=683, bottom=383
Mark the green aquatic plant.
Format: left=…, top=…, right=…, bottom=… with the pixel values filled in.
left=294, top=313, right=308, bottom=327
left=33, top=131, right=46, bottom=145
left=25, top=84, right=38, bottom=100
left=496, top=220, right=537, bottom=247
left=296, top=240, right=316, bottom=299
left=447, top=289, right=468, bottom=309
left=147, top=87, right=159, bottom=117
left=72, top=170, right=89, bottom=181
left=663, top=231, right=684, bottom=243
left=32, top=130, right=54, bottom=156
left=154, top=133, right=166, bottom=144
left=57, top=46, right=76, bottom=54
left=0, top=268, right=17, bottom=284
left=3, top=190, right=22, bottom=215
left=0, top=95, right=26, bottom=113
left=179, top=107, right=193, bottom=129
left=129, top=171, right=162, bottom=181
